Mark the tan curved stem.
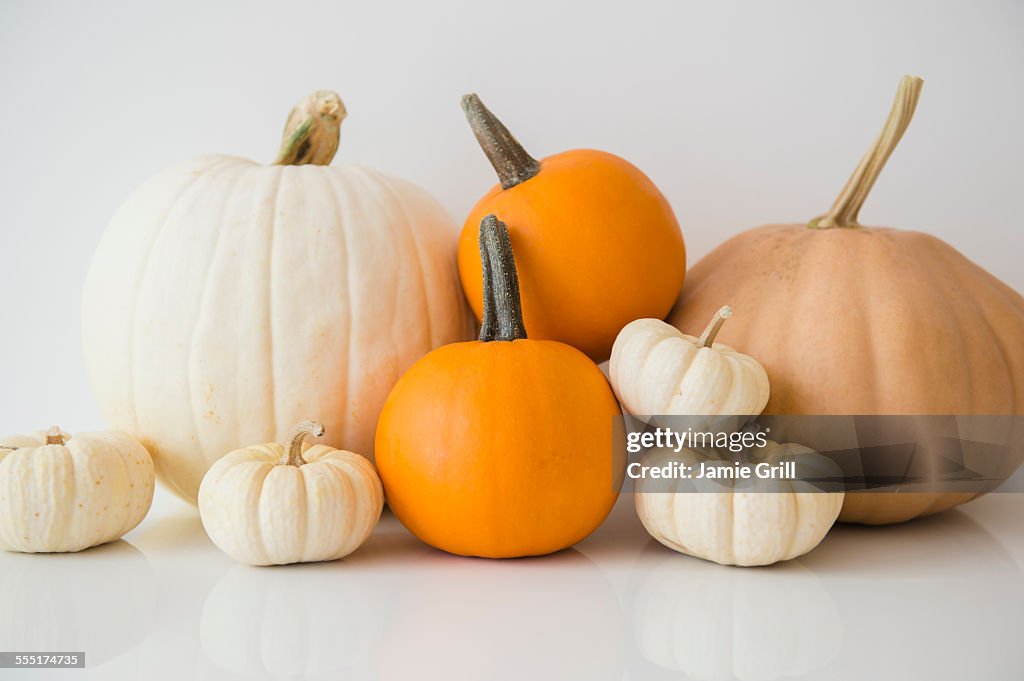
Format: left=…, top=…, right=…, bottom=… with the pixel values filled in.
left=697, top=306, right=732, bottom=348
left=809, top=75, right=923, bottom=229
left=281, top=421, right=325, bottom=467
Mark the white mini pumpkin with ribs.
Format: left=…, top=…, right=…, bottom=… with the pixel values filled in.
left=82, top=90, right=473, bottom=503
left=635, top=441, right=843, bottom=566
left=610, top=306, right=770, bottom=421
left=198, top=421, right=383, bottom=566
left=0, top=427, right=154, bottom=553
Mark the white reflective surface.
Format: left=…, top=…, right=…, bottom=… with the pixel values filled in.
left=2, top=492, right=1022, bottom=680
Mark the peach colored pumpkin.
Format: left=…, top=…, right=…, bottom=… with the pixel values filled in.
left=669, top=76, right=1024, bottom=524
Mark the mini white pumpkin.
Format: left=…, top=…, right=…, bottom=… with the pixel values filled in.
left=609, top=306, right=770, bottom=422
left=635, top=441, right=844, bottom=566
left=198, top=421, right=383, bottom=566
left=0, top=427, right=154, bottom=553
left=82, top=90, right=473, bottom=503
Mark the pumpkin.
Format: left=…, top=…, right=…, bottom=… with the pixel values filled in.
left=198, top=421, right=383, bottom=566
left=457, top=94, right=686, bottom=362
left=375, top=215, right=622, bottom=558
left=668, top=76, right=1024, bottom=524
left=0, top=427, right=154, bottom=553
left=632, top=553, right=842, bottom=680
left=634, top=440, right=843, bottom=566
left=609, top=307, right=770, bottom=425
left=82, top=90, right=473, bottom=503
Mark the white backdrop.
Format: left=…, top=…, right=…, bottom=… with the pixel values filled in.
left=2, top=0, right=1022, bottom=435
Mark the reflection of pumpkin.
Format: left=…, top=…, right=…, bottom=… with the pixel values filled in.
left=458, top=94, right=686, bottom=362
left=83, top=89, right=472, bottom=503
left=382, top=550, right=622, bottom=681
left=631, top=548, right=842, bottom=681
left=0, top=540, right=155, bottom=666
left=668, top=76, right=1024, bottom=524
left=635, top=441, right=843, bottom=566
left=201, top=561, right=389, bottom=679
left=377, top=216, right=621, bottom=558
left=123, top=511, right=227, bottom=680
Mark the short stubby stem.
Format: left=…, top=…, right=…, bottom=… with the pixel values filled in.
left=45, top=426, right=64, bottom=445
left=281, top=421, right=326, bottom=467
left=274, top=90, right=346, bottom=166
left=697, top=306, right=732, bottom=348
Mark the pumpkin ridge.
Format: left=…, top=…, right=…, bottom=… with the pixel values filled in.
left=186, top=164, right=253, bottom=463
left=936, top=239, right=1024, bottom=412
left=110, top=435, right=137, bottom=539
left=329, top=461, right=357, bottom=557
left=913, top=234, right=983, bottom=412
left=853, top=231, right=882, bottom=419
left=322, top=167, right=356, bottom=446
left=251, top=462, right=275, bottom=565
left=127, top=156, right=238, bottom=457
left=289, top=465, right=309, bottom=561
left=728, top=488, right=741, bottom=565
left=266, top=166, right=288, bottom=443
left=784, top=493, right=801, bottom=561
left=667, top=490, right=693, bottom=556
left=368, top=168, right=435, bottom=349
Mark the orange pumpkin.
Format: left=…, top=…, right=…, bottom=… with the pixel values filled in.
left=457, top=94, right=686, bottom=362
left=376, top=215, right=622, bottom=558
left=669, top=76, right=1024, bottom=524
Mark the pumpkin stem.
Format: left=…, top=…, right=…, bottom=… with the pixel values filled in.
left=479, top=214, right=528, bottom=342
left=809, top=75, right=923, bottom=229
left=462, top=94, right=541, bottom=190
left=281, top=421, right=325, bottom=467
left=45, top=426, right=64, bottom=445
left=274, top=91, right=346, bottom=166
left=697, top=306, right=732, bottom=348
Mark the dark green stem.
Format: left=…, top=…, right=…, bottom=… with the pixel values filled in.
left=478, top=215, right=527, bottom=342
left=462, top=94, right=541, bottom=190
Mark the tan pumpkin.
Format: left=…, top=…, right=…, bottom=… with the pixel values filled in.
left=669, top=76, right=1024, bottom=524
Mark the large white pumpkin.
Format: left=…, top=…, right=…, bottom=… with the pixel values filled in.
left=82, top=90, right=473, bottom=502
